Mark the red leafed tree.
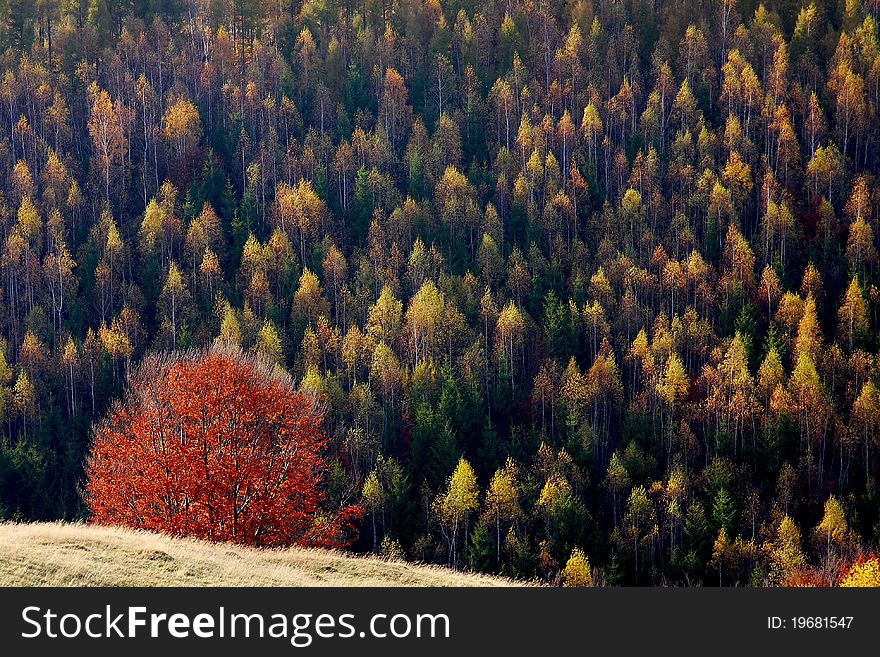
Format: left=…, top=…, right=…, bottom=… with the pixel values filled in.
left=85, top=347, right=360, bottom=548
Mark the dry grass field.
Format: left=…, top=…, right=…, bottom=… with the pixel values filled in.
left=0, top=522, right=522, bottom=587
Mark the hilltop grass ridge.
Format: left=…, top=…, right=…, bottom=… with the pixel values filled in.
left=0, top=522, right=525, bottom=587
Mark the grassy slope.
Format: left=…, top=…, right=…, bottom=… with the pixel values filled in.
left=0, top=522, right=520, bottom=587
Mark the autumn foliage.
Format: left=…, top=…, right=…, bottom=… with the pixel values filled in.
left=85, top=348, right=360, bottom=548
left=6, top=0, right=880, bottom=586
left=839, top=556, right=880, bottom=587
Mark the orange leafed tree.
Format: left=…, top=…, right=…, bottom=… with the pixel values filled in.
left=85, top=347, right=360, bottom=548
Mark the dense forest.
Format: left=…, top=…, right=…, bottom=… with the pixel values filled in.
left=0, top=0, right=879, bottom=586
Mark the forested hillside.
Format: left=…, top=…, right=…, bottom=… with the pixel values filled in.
left=0, top=0, right=879, bottom=585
